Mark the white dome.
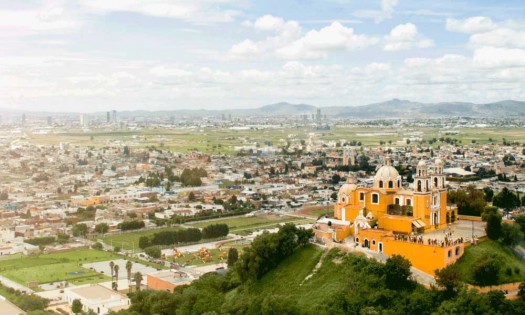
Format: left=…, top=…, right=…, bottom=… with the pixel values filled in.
left=339, top=182, right=357, bottom=195
left=374, top=165, right=400, bottom=182
left=417, top=160, right=427, bottom=167
left=435, top=158, right=443, bottom=166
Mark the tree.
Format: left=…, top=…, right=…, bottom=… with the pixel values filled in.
left=134, top=272, right=143, bottom=291
left=126, top=261, right=133, bottom=293
left=94, top=223, right=109, bottom=235
left=331, top=174, right=341, bottom=184
left=493, top=187, right=519, bottom=216
left=435, top=265, right=462, bottom=296
left=72, top=223, right=88, bottom=237
left=483, top=187, right=494, bottom=202
left=92, top=242, right=103, bottom=250
left=485, top=211, right=502, bottom=240
left=227, top=248, right=239, bottom=268
left=514, top=214, right=525, bottom=233
left=114, top=264, right=120, bottom=282
left=519, top=281, right=525, bottom=302
left=502, top=154, right=515, bottom=166
left=109, top=261, right=115, bottom=279
left=71, top=299, right=82, bottom=314
left=188, top=192, right=196, bottom=201
left=138, top=236, right=151, bottom=249
left=473, top=255, right=501, bottom=286
left=500, top=222, right=523, bottom=246
left=384, top=255, right=412, bottom=290
left=145, top=246, right=161, bottom=258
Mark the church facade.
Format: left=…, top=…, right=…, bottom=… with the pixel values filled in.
left=313, top=157, right=464, bottom=275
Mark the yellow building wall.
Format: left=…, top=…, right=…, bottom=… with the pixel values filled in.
left=383, top=240, right=464, bottom=275
left=379, top=216, right=413, bottom=234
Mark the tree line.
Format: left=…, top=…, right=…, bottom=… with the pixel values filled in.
left=139, top=223, right=229, bottom=250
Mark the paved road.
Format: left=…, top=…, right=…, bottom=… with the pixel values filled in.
left=0, top=274, right=34, bottom=294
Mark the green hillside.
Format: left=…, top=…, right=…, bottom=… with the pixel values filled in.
left=454, top=240, right=525, bottom=285
left=113, top=227, right=525, bottom=315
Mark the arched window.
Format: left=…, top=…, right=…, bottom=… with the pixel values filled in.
left=395, top=198, right=400, bottom=205
left=406, top=199, right=411, bottom=206
left=398, top=180, right=401, bottom=187
left=434, top=177, right=438, bottom=187
left=379, top=180, right=383, bottom=188
left=372, top=193, right=379, bottom=204
left=417, top=180, right=422, bottom=192
left=388, top=181, right=393, bottom=188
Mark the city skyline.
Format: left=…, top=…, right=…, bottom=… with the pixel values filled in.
left=2, top=0, right=525, bottom=112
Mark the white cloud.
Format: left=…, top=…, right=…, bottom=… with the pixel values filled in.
left=384, top=23, right=433, bottom=51
left=277, top=22, right=378, bottom=59
left=473, top=47, right=525, bottom=68
left=230, top=39, right=261, bottom=57
left=78, top=0, right=242, bottom=23
left=446, top=16, right=497, bottom=34
left=0, top=6, right=80, bottom=37
left=149, top=66, right=193, bottom=77
left=231, top=18, right=376, bottom=60
left=470, top=28, right=525, bottom=49
left=354, top=0, right=399, bottom=23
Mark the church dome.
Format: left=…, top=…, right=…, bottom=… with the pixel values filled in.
left=418, top=160, right=427, bottom=167
left=434, top=158, right=443, bottom=166
left=339, top=176, right=357, bottom=195
left=374, top=165, right=400, bottom=182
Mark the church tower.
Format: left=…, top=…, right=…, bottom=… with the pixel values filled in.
left=414, top=160, right=430, bottom=193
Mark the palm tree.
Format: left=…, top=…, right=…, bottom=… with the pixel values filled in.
left=133, top=272, right=143, bottom=291
left=112, top=281, right=118, bottom=291
left=125, top=261, right=133, bottom=292
left=125, top=261, right=133, bottom=281
left=109, top=261, right=114, bottom=279
left=114, top=264, right=120, bottom=281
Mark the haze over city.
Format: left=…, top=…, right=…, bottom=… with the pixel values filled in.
left=2, top=0, right=525, bottom=112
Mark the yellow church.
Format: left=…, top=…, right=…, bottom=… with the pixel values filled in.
left=313, top=157, right=464, bottom=275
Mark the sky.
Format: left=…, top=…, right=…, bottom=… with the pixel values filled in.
left=1, top=0, right=525, bottom=112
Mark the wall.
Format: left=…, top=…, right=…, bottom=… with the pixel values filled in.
left=147, top=274, right=176, bottom=292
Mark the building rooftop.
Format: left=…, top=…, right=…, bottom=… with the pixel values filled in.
left=0, top=296, right=26, bottom=315
left=70, top=284, right=123, bottom=301
left=149, top=270, right=193, bottom=284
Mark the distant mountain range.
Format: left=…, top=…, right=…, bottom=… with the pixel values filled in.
left=245, top=99, right=525, bottom=119
left=2, top=99, right=525, bottom=119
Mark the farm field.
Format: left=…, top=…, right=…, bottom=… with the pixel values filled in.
left=0, top=249, right=120, bottom=288
left=27, top=125, right=525, bottom=154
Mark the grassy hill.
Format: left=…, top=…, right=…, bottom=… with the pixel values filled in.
left=454, top=240, right=525, bottom=285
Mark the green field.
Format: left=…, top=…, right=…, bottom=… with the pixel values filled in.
left=102, top=226, right=181, bottom=250
left=27, top=125, right=525, bottom=154
left=188, top=215, right=314, bottom=234
left=0, top=249, right=120, bottom=287
left=454, top=239, right=525, bottom=285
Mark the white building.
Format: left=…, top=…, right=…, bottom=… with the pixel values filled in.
left=64, top=284, right=130, bottom=315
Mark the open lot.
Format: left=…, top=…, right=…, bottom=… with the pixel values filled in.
left=0, top=249, right=119, bottom=288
